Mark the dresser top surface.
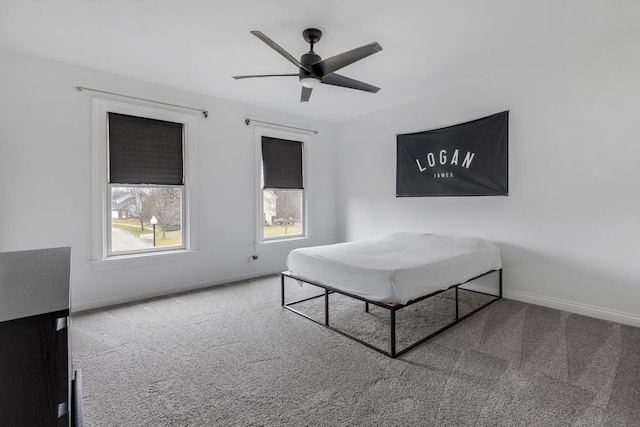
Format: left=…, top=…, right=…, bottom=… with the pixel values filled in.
left=0, top=247, right=71, bottom=322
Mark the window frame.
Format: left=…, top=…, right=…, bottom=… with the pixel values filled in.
left=254, top=125, right=312, bottom=246
left=91, top=98, right=198, bottom=269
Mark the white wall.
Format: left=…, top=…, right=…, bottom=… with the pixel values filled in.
left=3, top=31, right=639, bottom=326
left=335, top=39, right=640, bottom=326
left=0, top=49, right=338, bottom=311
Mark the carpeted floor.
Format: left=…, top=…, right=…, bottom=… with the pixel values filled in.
left=72, top=275, right=640, bottom=426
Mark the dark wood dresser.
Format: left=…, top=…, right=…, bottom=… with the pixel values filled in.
left=0, top=247, right=82, bottom=426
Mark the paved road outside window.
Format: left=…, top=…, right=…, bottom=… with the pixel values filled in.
left=111, top=227, right=153, bottom=252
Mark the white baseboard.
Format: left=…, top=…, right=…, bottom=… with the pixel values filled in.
left=72, top=268, right=282, bottom=313
left=504, top=289, right=640, bottom=328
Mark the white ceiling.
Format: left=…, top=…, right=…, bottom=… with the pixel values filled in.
left=0, top=0, right=637, bottom=123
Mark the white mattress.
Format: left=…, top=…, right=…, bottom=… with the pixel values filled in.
left=286, top=232, right=502, bottom=304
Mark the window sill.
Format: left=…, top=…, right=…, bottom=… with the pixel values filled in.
left=255, top=236, right=315, bottom=252
left=91, top=249, right=198, bottom=271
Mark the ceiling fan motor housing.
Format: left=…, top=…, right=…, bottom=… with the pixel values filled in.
left=299, top=52, right=321, bottom=82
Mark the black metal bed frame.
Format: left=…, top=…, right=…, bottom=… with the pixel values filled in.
left=281, top=269, right=502, bottom=358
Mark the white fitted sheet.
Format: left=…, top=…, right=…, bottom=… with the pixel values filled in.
left=286, top=232, right=502, bottom=304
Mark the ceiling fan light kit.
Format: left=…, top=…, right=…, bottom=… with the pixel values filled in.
left=300, top=77, right=321, bottom=89
left=232, top=28, right=383, bottom=102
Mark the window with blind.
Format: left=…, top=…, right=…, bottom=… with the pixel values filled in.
left=107, top=112, right=185, bottom=256
left=259, top=133, right=308, bottom=241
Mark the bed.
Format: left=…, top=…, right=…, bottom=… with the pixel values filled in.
left=281, top=232, right=503, bottom=358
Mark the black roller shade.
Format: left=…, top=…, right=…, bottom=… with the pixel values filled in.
left=108, top=113, right=184, bottom=185
left=262, top=137, right=303, bottom=189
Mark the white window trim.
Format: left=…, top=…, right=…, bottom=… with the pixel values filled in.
left=91, top=98, right=199, bottom=270
left=254, top=125, right=312, bottom=247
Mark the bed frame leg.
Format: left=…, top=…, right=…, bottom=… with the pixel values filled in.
left=455, top=286, right=459, bottom=321
left=325, top=289, right=330, bottom=326
left=499, top=269, right=503, bottom=298
left=365, top=302, right=369, bottom=313
left=390, top=309, right=397, bottom=358
left=281, top=274, right=285, bottom=307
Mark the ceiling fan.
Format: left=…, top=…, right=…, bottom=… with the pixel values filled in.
left=232, top=28, right=383, bottom=102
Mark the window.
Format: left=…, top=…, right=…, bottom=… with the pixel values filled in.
left=255, top=127, right=311, bottom=243
left=108, top=113, right=184, bottom=255
left=92, top=99, right=197, bottom=264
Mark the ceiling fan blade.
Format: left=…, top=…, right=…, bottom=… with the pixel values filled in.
left=232, top=74, right=299, bottom=80
left=250, top=31, right=311, bottom=73
left=315, top=42, right=382, bottom=76
left=301, top=86, right=312, bottom=102
left=321, top=73, right=380, bottom=93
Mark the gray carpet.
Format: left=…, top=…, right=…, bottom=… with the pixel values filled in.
left=72, top=275, right=640, bottom=426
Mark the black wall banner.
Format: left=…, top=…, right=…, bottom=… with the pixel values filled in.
left=396, top=111, right=508, bottom=197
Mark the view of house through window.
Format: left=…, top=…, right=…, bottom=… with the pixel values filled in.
left=110, top=186, right=183, bottom=253
left=263, top=189, right=303, bottom=238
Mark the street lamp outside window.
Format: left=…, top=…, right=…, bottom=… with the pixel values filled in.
left=150, top=216, right=158, bottom=247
